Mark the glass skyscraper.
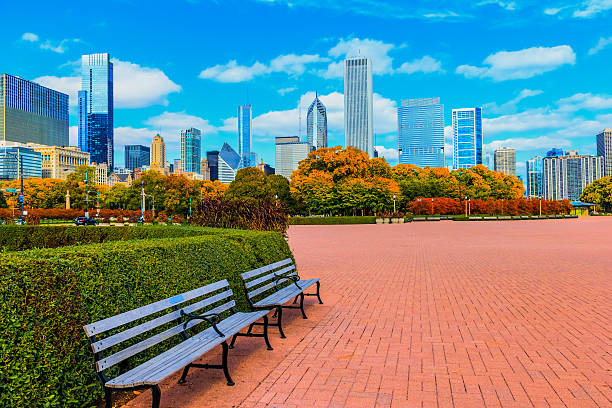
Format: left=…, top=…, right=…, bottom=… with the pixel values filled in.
left=0, top=73, right=68, bottom=146
left=0, top=145, right=42, bottom=180
left=238, top=104, right=255, bottom=167
left=398, top=98, right=445, bottom=167
left=526, top=155, right=543, bottom=198
left=180, top=128, right=201, bottom=173
left=452, top=108, right=483, bottom=169
left=275, top=136, right=311, bottom=180
left=218, top=143, right=241, bottom=184
left=79, top=53, right=114, bottom=168
left=206, top=150, right=219, bottom=181
left=344, top=57, right=374, bottom=157
left=124, top=145, right=150, bottom=170
left=307, top=94, right=327, bottom=150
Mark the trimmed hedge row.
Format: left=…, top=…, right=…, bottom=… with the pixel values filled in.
left=0, top=230, right=292, bottom=408
left=289, top=216, right=377, bottom=225
left=0, top=225, right=217, bottom=252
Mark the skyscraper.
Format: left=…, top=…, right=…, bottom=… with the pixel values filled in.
left=124, top=145, right=150, bottom=170
left=1, top=74, right=68, bottom=146
left=275, top=136, right=311, bottom=180
left=180, top=128, right=201, bottom=173
left=79, top=53, right=114, bottom=169
left=526, top=155, right=543, bottom=198
left=452, top=108, right=483, bottom=169
left=344, top=57, right=373, bottom=157
left=150, top=134, right=166, bottom=171
left=494, top=147, right=516, bottom=176
left=596, top=129, right=612, bottom=177
left=238, top=104, right=255, bottom=167
left=398, top=98, right=445, bottom=167
left=206, top=150, right=219, bottom=181
left=543, top=150, right=603, bottom=201
left=218, top=143, right=241, bottom=183
left=307, top=94, right=327, bottom=150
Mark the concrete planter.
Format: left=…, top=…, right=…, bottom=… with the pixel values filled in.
left=398, top=218, right=405, bottom=224
left=391, top=218, right=400, bottom=223
left=384, top=218, right=391, bottom=224
left=376, top=218, right=384, bottom=224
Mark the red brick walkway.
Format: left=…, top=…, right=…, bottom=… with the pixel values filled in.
left=126, top=218, right=612, bottom=408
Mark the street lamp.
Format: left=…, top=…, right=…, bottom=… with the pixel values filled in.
left=468, top=198, right=471, bottom=216
left=417, top=198, right=422, bottom=215
left=393, top=194, right=396, bottom=214
left=85, top=171, right=89, bottom=217
left=431, top=198, right=434, bottom=216
left=464, top=196, right=468, bottom=217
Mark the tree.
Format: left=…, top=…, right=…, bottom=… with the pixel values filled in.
left=267, top=174, right=295, bottom=211
left=225, top=168, right=273, bottom=200
left=580, top=177, right=612, bottom=212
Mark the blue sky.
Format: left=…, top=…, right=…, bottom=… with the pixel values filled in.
left=2, top=0, right=611, bottom=179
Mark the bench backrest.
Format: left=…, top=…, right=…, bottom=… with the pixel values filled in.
left=240, top=258, right=297, bottom=302
left=83, top=279, right=236, bottom=374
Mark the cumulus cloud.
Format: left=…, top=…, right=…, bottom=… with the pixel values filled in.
left=327, top=38, right=396, bottom=75
left=456, top=45, right=576, bottom=81
left=484, top=136, right=572, bottom=152
left=484, top=109, right=571, bottom=135
left=277, top=87, right=297, bottom=95
left=484, top=89, right=543, bottom=114
left=396, top=55, right=443, bottom=74
left=588, top=36, right=612, bottom=55
left=20, top=32, right=80, bottom=53
left=34, top=59, right=181, bottom=108
left=556, top=93, right=612, bottom=112
left=145, top=111, right=217, bottom=135
left=374, top=146, right=399, bottom=163
left=476, top=0, right=517, bottom=10
left=21, top=32, right=39, bottom=42
left=573, top=0, right=612, bottom=18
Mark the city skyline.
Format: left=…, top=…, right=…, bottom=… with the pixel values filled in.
left=1, top=1, right=611, bottom=177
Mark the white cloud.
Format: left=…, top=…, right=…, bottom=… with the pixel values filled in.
left=456, top=45, right=576, bottom=81
left=484, top=108, right=571, bottom=135
left=277, top=87, right=297, bottom=95
left=556, top=93, right=612, bottom=112
left=588, top=36, right=612, bottom=55
left=484, top=89, right=543, bottom=114
left=374, top=146, right=399, bottom=163
left=145, top=111, right=217, bottom=135
left=199, top=54, right=328, bottom=83
left=327, top=38, right=396, bottom=75
left=69, top=126, right=78, bottom=146
left=421, top=10, right=461, bottom=18
left=34, top=59, right=181, bottom=108
left=544, top=7, right=564, bottom=15
left=484, top=136, right=572, bottom=152
left=476, top=0, right=517, bottom=10
left=573, top=0, right=612, bottom=18
left=397, top=56, right=443, bottom=74
left=21, top=32, right=39, bottom=42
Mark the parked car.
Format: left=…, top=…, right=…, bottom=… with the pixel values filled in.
left=74, top=216, right=97, bottom=226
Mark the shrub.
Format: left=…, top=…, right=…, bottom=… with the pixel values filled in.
left=289, top=216, right=377, bottom=225
left=0, top=229, right=292, bottom=408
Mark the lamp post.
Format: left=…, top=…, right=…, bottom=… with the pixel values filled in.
left=465, top=196, right=468, bottom=217
left=85, top=171, right=89, bottom=217
left=468, top=198, right=471, bottom=216
left=152, top=195, right=156, bottom=218
left=393, top=194, right=396, bottom=214
left=501, top=198, right=504, bottom=215
left=417, top=198, right=422, bottom=215
left=96, top=192, right=100, bottom=216
left=140, top=181, right=145, bottom=220
left=431, top=198, right=434, bottom=216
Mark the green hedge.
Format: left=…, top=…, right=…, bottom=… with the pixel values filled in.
left=0, top=225, right=232, bottom=252
left=0, top=230, right=292, bottom=408
left=289, top=216, right=377, bottom=225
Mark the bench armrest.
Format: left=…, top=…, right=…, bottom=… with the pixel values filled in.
left=180, top=310, right=225, bottom=337
left=274, top=274, right=302, bottom=291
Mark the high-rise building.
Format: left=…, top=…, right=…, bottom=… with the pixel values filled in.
left=200, top=158, right=210, bottom=180
left=275, top=136, right=311, bottom=180
left=452, top=108, right=483, bottom=169
left=238, top=104, right=256, bottom=168
left=30, top=144, right=90, bottom=179
left=218, top=143, right=241, bottom=184
left=398, top=98, right=445, bottom=167
left=547, top=148, right=564, bottom=157
left=307, top=94, right=327, bottom=150
left=180, top=128, right=201, bottom=173
left=543, top=150, right=603, bottom=201
left=124, top=145, right=150, bottom=170
left=526, top=155, right=543, bottom=198
left=596, top=129, right=612, bottom=177
left=0, top=144, right=42, bottom=180
left=206, top=150, right=219, bottom=181
left=494, top=147, right=516, bottom=176
left=344, top=57, right=374, bottom=157
left=79, top=53, right=114, bottom=169
left=173, top=159, right=181, bottom=174
left=150, top=134, right=166, bottom=171
left=94, top=162, right=108, bottom=185
left=1, top=74, right=69, bottom=146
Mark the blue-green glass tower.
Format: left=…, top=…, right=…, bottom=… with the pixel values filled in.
left=79, top=53, right=114, bottom=169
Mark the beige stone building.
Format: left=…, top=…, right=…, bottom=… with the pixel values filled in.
left=200, top=158, right=210, bottom=180
left=28, top=143, right=90, bottom=179
left=94, top=162, right=108, bottom=186
left=150, top=134, right=166, bottom=173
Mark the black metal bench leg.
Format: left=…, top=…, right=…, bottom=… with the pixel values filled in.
left=229, top=333, right=239, bottom=349
left=276, top=306, right=286, bottom=338
left=178, top=364, right=191, bottom=384
left=293, top=295, right=299, bottom=304
left=221, top=341, right=235, bottom=386
left=151, top=385, right=162, bottom=408
left=315, top=281, right=323, bottom=304
left=299, top=293, right=308, bottom=319
left=104, top=388, right=113, bottom=408
left=263, top=315, right=273, bottom=350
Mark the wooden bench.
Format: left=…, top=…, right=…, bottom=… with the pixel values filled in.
left=235, top=258, right=322, bottom=340
left=83, top=279, right=273, bottom=408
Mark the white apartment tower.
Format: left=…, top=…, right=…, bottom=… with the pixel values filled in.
left=344, top=57, right=374, bottom=157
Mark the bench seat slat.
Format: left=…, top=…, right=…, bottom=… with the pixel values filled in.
left=105, top=310, right=269, bottom=389
left=92, top=290, right=234, bottom=353
left=96, top=300, right=236, bottom=372
left=254, top=279, right=319, bottom=307
left=240, top=258, right=293, bottom=280
left=84, top=280, right=230, bottom=337
left=245, top=265, right=296, bottom=289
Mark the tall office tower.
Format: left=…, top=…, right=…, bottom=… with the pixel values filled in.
left=200, top=158, right=211, bottom=180
left=180, top=128, right=201, bottom=173
left=79, top=53, right=114, bottom=168
left=0, top=74, right=68, bottom=146
left=344, top=57, right=374, bottom=157
left=275, top=136, right=311, bottom=180
left=124, top=145, right=150, bottom=170
left=173, top=159, right=181, bottom=173
left=526, top=155, right=543, bottom=198
left=0, top=144, right=42, bottom=180
left=397, top=98, right=445, bottom=167
left=543, top=150, right=603, bottom=201
left=494, top=147, right=516, bottom=176
left=452, top=108, right=483, bottom=169
left=307, top=94, right=327, bottom=150
left=238, top=104, right=256, bottom=167
left=547, top=148, right=564, bottom=157
left=596, top=129, right=612, bottom=177
left=206, top=150, right=219, bottom=181
left=150, top=134, right=166, bottom=171
left=218, top=143, right=241, bottom=184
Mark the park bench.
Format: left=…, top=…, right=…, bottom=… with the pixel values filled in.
left=235, top=258, right=322, bottom=340
left=83, top=279, right=273, bottom=408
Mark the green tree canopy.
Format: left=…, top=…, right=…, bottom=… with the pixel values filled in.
left=580, top=176, right=612, bottom=212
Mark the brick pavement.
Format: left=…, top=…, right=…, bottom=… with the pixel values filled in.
left=125, top=218, right=612, bottom=408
